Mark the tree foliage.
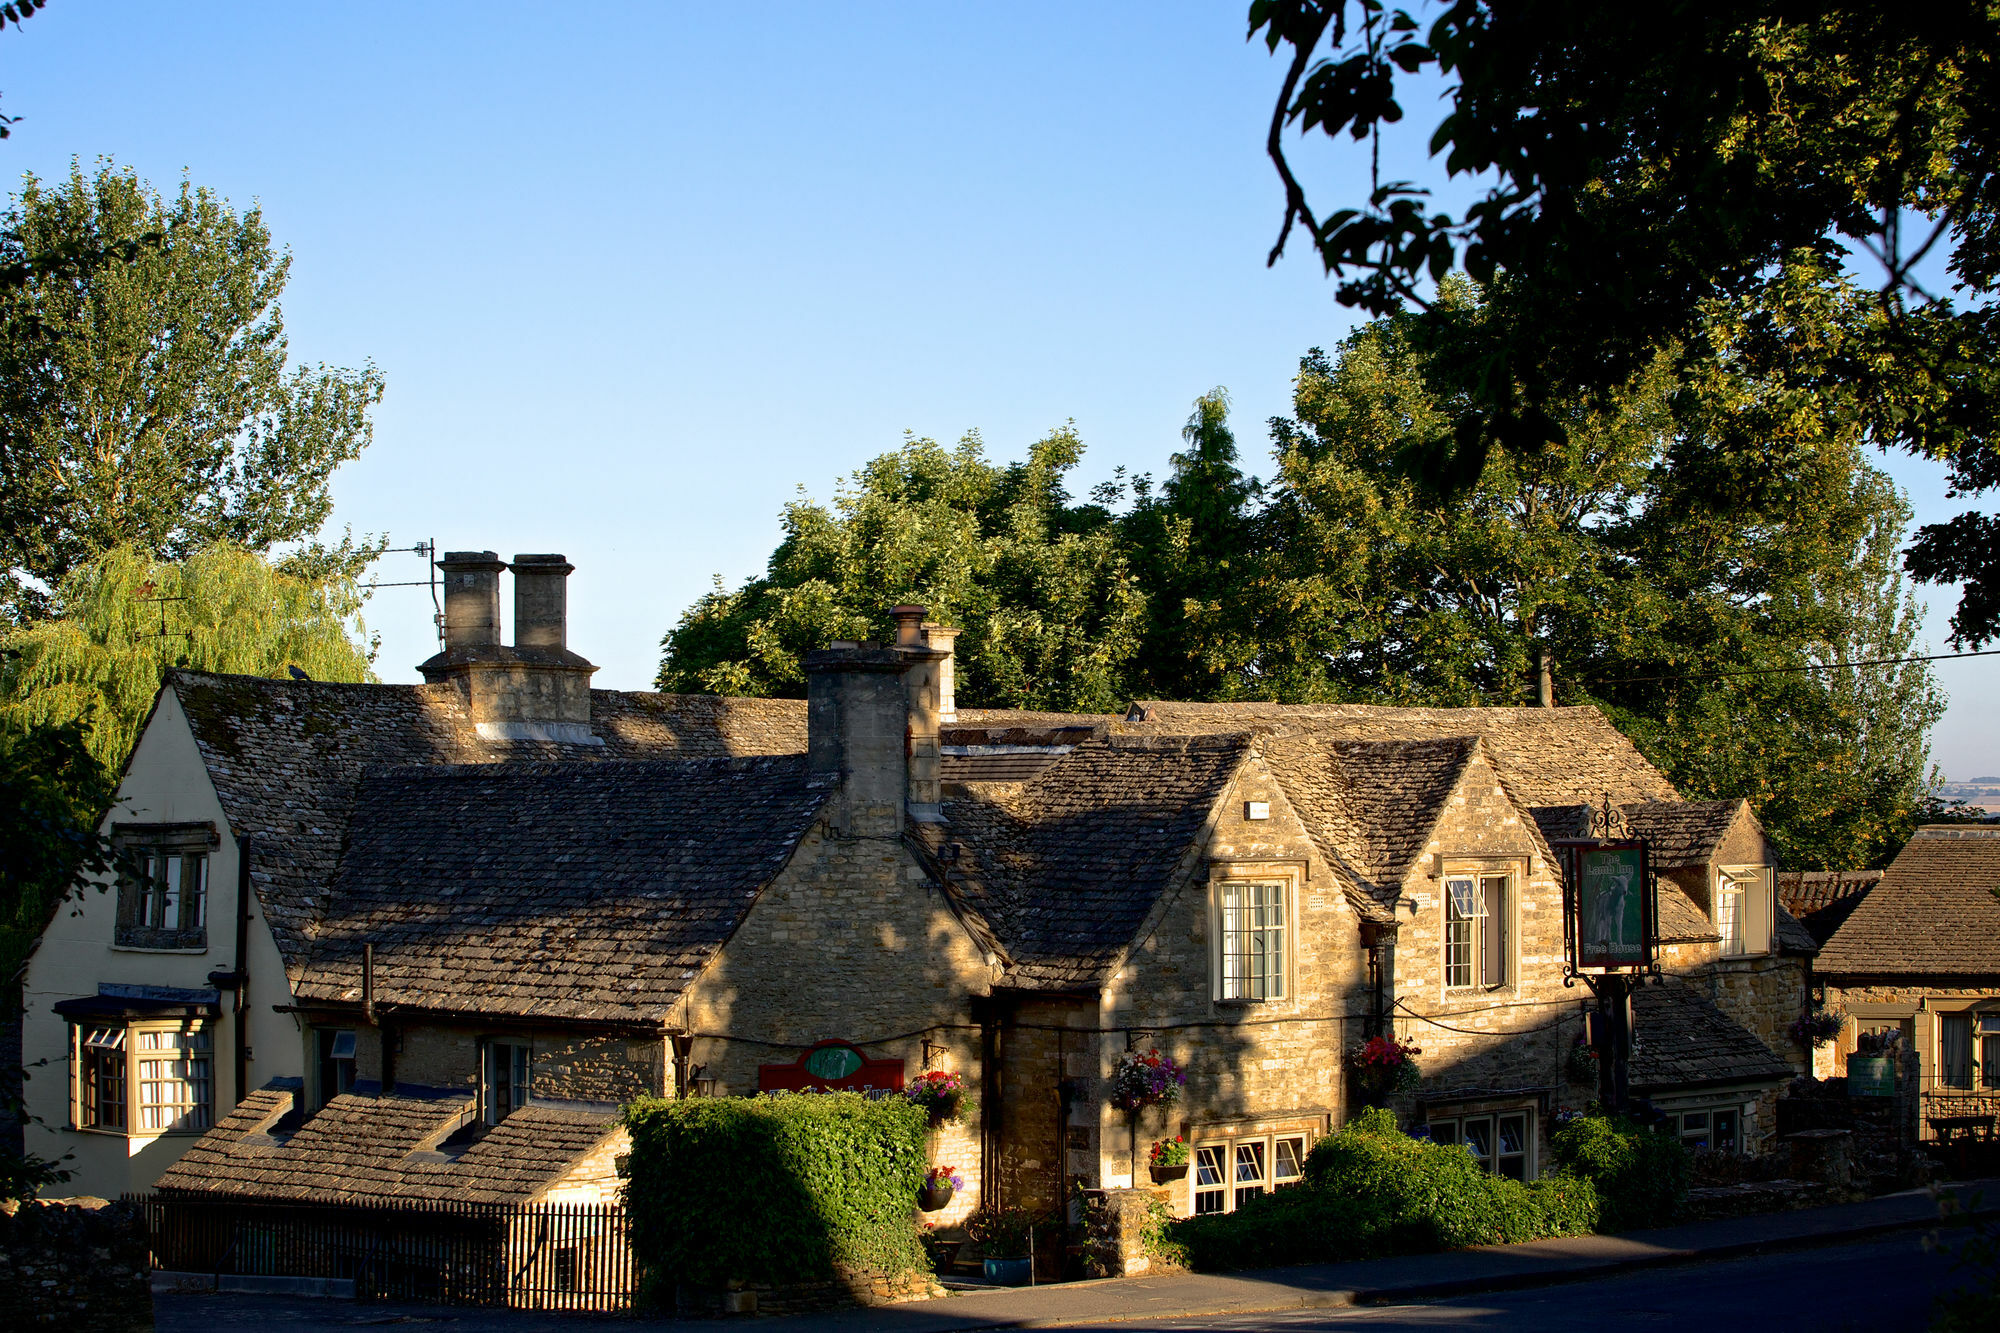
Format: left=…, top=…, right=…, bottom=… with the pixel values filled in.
left=0, top=160, right=385, bottom=622
left=1254, top=273, right=1945, bottom=868
left=0, top=718, right=116, bottom=994
left=1248, top=1, right=2000, bottom=644
left=658, top=427, right=1147, bottom=714
left=0, top=542, right=377, bottom=772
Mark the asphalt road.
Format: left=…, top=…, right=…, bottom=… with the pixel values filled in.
left=153, top=1231, right=1984, bottom=1332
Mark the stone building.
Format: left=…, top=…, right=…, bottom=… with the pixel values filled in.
left=1812, top=825, right=2000, bottom=1136
left=27, top=549, right=1813, bottom=1224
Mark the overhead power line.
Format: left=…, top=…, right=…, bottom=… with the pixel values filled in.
left=1588, top=647, right=2000, bottom=689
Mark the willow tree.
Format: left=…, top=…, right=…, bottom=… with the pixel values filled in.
left=0, top=160, right=385, bottom=623
left=0, top=542, right=377, bottom=770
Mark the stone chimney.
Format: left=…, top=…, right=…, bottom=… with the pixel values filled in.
left=805, top=606, right=951, bottom=834
left=437, top=550, right=505, bottom=649
left=419, top=550, right=601, bottom=745
left=922, top=621, right=959, bottom=723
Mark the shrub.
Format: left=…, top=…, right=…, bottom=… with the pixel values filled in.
left=621, top=1092, right=929, bottom=1305
left=1168, top=1108, right=1598, bottom=1271
left=1548, top=1111, right=1691, bottom=1232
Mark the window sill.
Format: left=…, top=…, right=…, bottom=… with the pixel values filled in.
left=109, top=943, right=209, bottom=955
left=1214, top=997, right=1279, bottom=1009
left=70, top=1125, right=209, bottom=1139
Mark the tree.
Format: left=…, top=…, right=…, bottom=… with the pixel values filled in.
left=0, top=541, right=378, bottom=771
left=1252, top=271, right=1945, bottom=868
left=1247, top=2, right=2000, bottom=644
left=657, top=428, right=1146, bottom=714
left=0, top=160, right=385, bottom=622
left=1122, top=389, right=1267, bottom=699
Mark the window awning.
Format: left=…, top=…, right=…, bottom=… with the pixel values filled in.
left=54, top=991, right=221, bottom=1022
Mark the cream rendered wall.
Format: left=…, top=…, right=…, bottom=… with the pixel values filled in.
left=20, top=684, right=302, bottom=1197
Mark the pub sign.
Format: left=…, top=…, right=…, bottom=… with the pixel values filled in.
left=1557, top=839, right=1658, bottom=976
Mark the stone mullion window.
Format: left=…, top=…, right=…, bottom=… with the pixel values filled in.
left=1190, top=1132, right=1307, bottom=1214
left=1444, top=873, right=1509, bottom=990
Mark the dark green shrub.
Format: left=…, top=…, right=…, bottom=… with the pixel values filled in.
left=621, top=1092, right=929, bottom=1304
left=1168, top=1107, right=1598, bottom=1271
left=1548, top=1112, right=1691, bottom=1232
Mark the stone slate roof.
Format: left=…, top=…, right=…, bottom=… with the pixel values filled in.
left=166, top=671, right=820, bottom=982
left=1778, top=871, right=1882, bottom=947
left=1818, top=826, right=2000, bottom=976
left=294, top=757, right=835, bottom=1022
left=1631, top=981, right=1794, bottom=1090
left=1774, top=905, right=1819, bottom=955
left=155, top=1086, right=617, bottom=1205
left=1253, top=733, right=1483, bottom=918
left=1622, top=800, right=1748, bottom=870
left=1122, top=702, right=1679, bottom=808
left=1655, top=881, right=1717, bottom=944
left=918, top=735, right=1253, bottom=990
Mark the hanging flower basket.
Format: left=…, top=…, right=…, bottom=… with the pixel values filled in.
left=919, top=1165, right=964, bottom=1212
left=1346, top=1035, right=1422, bottom=1100
left=1110, top=1049, right=1186, bottom=1113
left=1787, top=1007, right=1846, bottom=1050
left=1565, top=1040, right=1600, bottom=1084
left=1148, top=1135, right=1190, bottom=1182
left=904, top=1070, right=969, bottom=1125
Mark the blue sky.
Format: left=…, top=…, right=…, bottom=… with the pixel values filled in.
left=6, top=3, right=1994, bottom=781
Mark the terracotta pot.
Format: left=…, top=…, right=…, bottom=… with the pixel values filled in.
left=918, top=1180, right=956, bottom=1212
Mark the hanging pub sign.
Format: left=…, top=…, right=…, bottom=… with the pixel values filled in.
left=757, top=1039, right=906, bottom=1094
left=1556, top=839, right=1659, bottom=978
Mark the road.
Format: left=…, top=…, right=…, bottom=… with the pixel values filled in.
left=154, top=1231, right=1984, bottom=1332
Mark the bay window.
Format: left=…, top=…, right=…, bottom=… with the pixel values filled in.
left=72, top=1021, right=213, bottom=1135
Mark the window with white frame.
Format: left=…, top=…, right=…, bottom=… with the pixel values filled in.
left=483, top=1039, right=532, bottom=1123
left=1670, top=1106, right=1741, bottom=1154
left=316, top=1028, right=357, bottom=1109
left=1715, top=866, right=1772, bottom=956
left=1216, top=880, right=1287, bottom=1001
left=1444, top=874, right=1510, bottom=990
left=113, top=825, right=215, bottom=950
left=1191, top=1132, right=1309, bottom=1214
left=1426, top=1107, right=1533, bottom=1180
left=73, top=1021, right=212, bottom=1134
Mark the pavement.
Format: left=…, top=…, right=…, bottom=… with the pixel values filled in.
left=152, top=1178, right=1998, bottom=1332
left=750, top=1178, right=2000, bottom=1331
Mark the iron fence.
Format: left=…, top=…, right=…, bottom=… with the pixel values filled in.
left=133, top=1193, right=634, bottom=1312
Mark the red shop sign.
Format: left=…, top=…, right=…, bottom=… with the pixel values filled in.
left=757, top=1039, right=906, bottom=1093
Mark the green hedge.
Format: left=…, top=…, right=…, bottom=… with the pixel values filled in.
left=621, top=1092, right=930, bottom=1301
left=1547, top=1111, right=1691, bottom=1232
left=1168, top=1109, right=1598, bottom=1271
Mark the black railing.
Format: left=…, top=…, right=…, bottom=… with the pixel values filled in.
left=133, top=1194, right=633, bottom=1312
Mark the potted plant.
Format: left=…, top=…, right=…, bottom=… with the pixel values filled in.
left=1110, top=1048, right=1186, bottom=1113
left=1565, top=1039, right=1600, bottom=1084
left=904, top=1069, right=969, bottom=1125
left=918, top=1164, right=963, bottom=1212
left=1148, top=1135, right=1190, bottom=1183
left=1787, top=1006, right=1846, bottom=1051
left=1346, top=1035, right=1422, bottom=1104
left=968, top=1208, right=1037, bottom=1286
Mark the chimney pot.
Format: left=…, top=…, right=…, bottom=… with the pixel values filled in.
left=435, top=551, right=505, bottom=649
left=890, top=605, right=928, bottom=648
left=510, top=553, right=574, bottom=649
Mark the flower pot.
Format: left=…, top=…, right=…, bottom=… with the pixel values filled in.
left=1148, top=1162, right=1188, bottom=1183
left=983, top=1256, right=1032, bottom=1286
left=918, top=1180, right=956, bottom=1212
left=927, top=1090, right=964, bottom=1126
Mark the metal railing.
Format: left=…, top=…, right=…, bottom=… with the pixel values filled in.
left=135, top=1194, right=634, bottom=1312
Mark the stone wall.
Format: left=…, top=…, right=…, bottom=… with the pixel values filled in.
left=682, top=817, right=994, bottom=1223
left=0, top=1197, right=152, bottom=1331
left=1100, top=752, right=1365, bottom=1207
left=352, top=1021, right=666, bottom=1106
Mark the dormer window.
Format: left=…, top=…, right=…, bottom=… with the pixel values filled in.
left=482, top=1039, right=531, bottom=1123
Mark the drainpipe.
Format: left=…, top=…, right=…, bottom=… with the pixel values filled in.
left=206, top=834, right=253, bottom=1110
left=233, top=834, right=251, bottom=1106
